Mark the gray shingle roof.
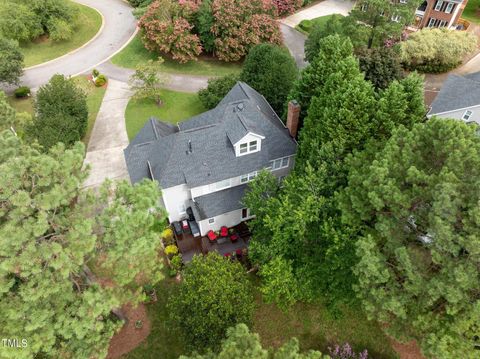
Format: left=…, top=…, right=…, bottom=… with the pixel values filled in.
left=429, top=73, right=480, bottom=115
left=190, top=185, right=248, bottom=220
left=124, top=82, right=297, bottom=189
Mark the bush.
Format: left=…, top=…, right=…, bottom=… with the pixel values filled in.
left=298, top=19, right=312, bottom=32
left=94, top=74, right=107, bottom=87
left=161, top=227, right=174, bottom=244
left=14, top=87, right=31, bottom=99
left=170, top=254, right=183, bottom=271
left=164, top=244, right=178, bottom=257
left=198, top=74, right=239, bottom=109
left=401, top=28, right=477, bottom=73
left=92, top=69, right=100, bottom=77
left=28, top=74, right=88, bottom=149
left=167, top=252, right=254, bottom=352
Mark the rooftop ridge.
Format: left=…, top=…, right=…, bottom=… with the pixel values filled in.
left=150, top=118, right=159, bottom=140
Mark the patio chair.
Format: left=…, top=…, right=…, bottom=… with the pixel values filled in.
left=230, top=233, right=239, bottom=243
left=224, top=252, right=231, bottom=258
left=235, top=249, right=242, bottom=256
left=207, top=230, right=217, bottom=243
left=220, top=226, right=228, bottom=237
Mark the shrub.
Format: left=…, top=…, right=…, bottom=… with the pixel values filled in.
left=401, top=28, right=477, bottom=73
left=92, top=69, right=100, bottom=77
left=164, top=244, right=178, bottom=257
left=240, top=43, right=298, bottom=115
left=28, top=74, right=88, bottom=149
left=161, top=227, right=174, bottom=244
left=14, top=86, right=31, bottom=98
left=170, top=254, right=183, bottom=271
left=167, top=252, right=254, bottom=352
left=94, top=74, right=107, bottom=87
left=198, top=74, right=239, bottom=109
left=298, top=19, right=312, bottom=32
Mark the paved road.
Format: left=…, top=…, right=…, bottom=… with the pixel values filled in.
left=280, top=23, right=307, bottom=68
left=281, top=0, right=354, bottom=27
left=83, top=79, right=132, bottom=188
left=19, top=0, right=137, bottom=90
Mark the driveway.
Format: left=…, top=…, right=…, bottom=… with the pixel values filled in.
left=83, top=79, right=132, bottom=188
left=19, top=0, right=137, bottom=90
left=281, top=0, right=354, bottom=28
left=280, top=24, right=307, bottom=68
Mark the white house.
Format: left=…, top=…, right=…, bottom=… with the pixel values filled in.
left=428, top=72, right=480, bottom=125
left=124, top=82, right=299, bottom=236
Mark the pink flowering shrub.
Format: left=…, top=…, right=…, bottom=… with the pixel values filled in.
left=211, top=0, right=282, bottom=61
left=329, top=343, right=368, bottom=359
left=139, top=0, right=202, bottom=63
left=272, top=0, right=303, bottom=16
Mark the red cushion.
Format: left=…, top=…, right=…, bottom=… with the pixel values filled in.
left=236, top=249, right=242, bottom=256
left=207, top=231, right=217, bottom=241
left=224, top=252, right=231, bottom=257
left=230, top=233, right=239, bottom=242
left=220, top=226, right=228, bottom=236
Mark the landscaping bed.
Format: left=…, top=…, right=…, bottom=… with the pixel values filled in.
left=111, top=34, right=243, bottom=77
left=295, top=14, right=342, bottom=34
left=125, top=90, right=206, bottom=141
left=20, top=1, right=102, bottom=67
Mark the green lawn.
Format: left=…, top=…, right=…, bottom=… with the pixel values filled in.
left=121, top=274, right=398, bottom=359
left=125, top=90, right=206, bottom=140
left=463, top=0, right=480, bottom=24
left=296, top=14, right=342, bottom=34
left=111, top=34, right=243, bottom=77
left=20, top=2, right=102, bottom=67
left=72, top=76, right=107, bottom=145
left=7, top=96, right=34, bottom=115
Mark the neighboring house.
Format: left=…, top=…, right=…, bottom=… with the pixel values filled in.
left=427, top=72, right=480, bottom=124
left=124, top=82, right=298, bottom=236
left=412, top=0, right=469, bottom=30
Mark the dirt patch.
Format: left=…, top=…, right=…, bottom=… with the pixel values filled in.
left=106, top=303, right=151, bottom=359
left=389, top=338, right=425, bottom=359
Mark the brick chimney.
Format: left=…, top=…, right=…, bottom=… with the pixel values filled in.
left=286, top=100, right=300, bottom=138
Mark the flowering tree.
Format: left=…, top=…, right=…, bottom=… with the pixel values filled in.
left=211, top=0, right=282, bottom=61
left=329, top=343, right=368, bottom=359
left=272, top=0, right=303, bottom=16
left=139, top=0, right=202, bottom=63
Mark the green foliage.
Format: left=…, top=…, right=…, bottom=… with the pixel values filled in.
left=357, top=47, right=404, bottom=90
left=340, top=118, right=480, bottom=358
left=401, top=28, right=478, bottom=73
left=168, top=252, right=254, bottom=352
left=129, top=59, right=168, bottom=106
left=240, top=44, right=298, bottom=115
left=0, top=132, right=167, bottom=359
left=198, top=74, right=239, bottom=109
left=0, top=38, right=24, bottom=85
left=0, top=91, right=32, bottom=135
left=0, top=0, right=42, bottom=42
left=94, top=74, right=108, bottom=87
left=179, top=323, right=328, bottom=359
left=164, top=244, right=178, bottom=257
left=92, top=68, right=100, bottom=77
left=194, top=0, right=215, bottom=53
left=170, top=254, right=183, bottom=271
left=28, top=74, right=88, bottom=149
left=14, top=86, right=31, bottom=98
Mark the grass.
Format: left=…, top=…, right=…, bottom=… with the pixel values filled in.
left=463, top=0, right=480, bottom=25
left=111, top=34, right=243, bottom=76
left=72, top=76, right=107, bottom=145
left=8, top=76, right=106, bottom=146
left=295, top=14, right=342, bottom=35
left=125, top=90, right=206, bottom=140
left=20, top=2, right=102, bottom=67
left=121, top=273, right=398, bottom=359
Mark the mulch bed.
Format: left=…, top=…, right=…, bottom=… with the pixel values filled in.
left=389, top=337, right=426, bottom=359
left=106, top=303, right=151, bottom=359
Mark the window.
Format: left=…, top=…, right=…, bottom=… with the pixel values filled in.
left=434, top=0, right=443, bottom=11
left=240, top=143, right=248, bottom=154
left=270, top=157, right=290, bottom=171
left=463, top=110, right=473, bottom=121
left=281, top=157, right=289, bottom=168
left=208, top=218, right=215, bottom=224
left=242, top=208, right=249, bottom=219
left=241, top=171, right=257, bottom=183
left=445, top=2, right=454, bottom=14
left=361, top=3, right=368, bottom=11
left=210, top=179, right=231, bottom=191
left=400, top=0, right=407, bottom=3
left=391, top=14, right=400, bottom=22
left=178, top=203, right=186, bottom=215
left=428, top=17, right=436, bottom=27
left=249, top=140, right=257, bottom=151
left=438, top=20, right=448, bottom=27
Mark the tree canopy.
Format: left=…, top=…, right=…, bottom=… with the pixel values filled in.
left=198, top=74, right=240, bottom=109
left=168, top=252, right=255, bottom=352
left=28, top=74, right=88, bottom=149
left=340, top=118, right=480, bottom=358
left=0, top=131, right=167, bottom=359
left=0, top=90, right=31, bottom=135
left=0, top=38, right=24, bottom=85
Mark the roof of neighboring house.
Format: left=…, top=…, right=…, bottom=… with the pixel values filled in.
left=189, top=185, right=247, bottom=220
left=429, top=73, right=480, bottom=115
left=124, top=82, right=297, bottom=189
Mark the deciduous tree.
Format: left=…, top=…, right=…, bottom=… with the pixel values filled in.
left=341, top=118, right=480, bottom=359
left=0, top=38, right=24, bottom=85
left=129, top=59, right=168, bottom=106
left=168, top=252, right=254, bottom=352
left=0, top=132, right=167, bottom=359
left=357, top=47, right=404, bottom=90
left=240, top=44, right=297, bottom=114
left=272, top=0, right=303, bottom=16
left=198, top=74, right=239, bottom=109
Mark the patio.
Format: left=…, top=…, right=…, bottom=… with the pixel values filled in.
left=175, top=222, right=251, bottom=263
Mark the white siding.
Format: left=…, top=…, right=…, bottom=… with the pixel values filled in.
left=197, top=208, right=253, bottom=236
left=234, top=132, right=263, bottom=157
left=430, top=107, right=480, bottom=125
left=161, top=184, right=191, bottom=222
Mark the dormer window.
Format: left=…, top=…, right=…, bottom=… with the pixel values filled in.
left=249, top=140, right=257, bottom=151
left=240, top=143, right=248, bottom=154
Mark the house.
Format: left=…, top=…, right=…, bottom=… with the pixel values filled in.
left=124, top=82, right=298, bottom=237
left=427, top=72, right=480, bottom=124
left=411, top=0, right=469, bottom=30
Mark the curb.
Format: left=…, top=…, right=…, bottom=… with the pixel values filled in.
left=23, top=2, right=105, bottom=71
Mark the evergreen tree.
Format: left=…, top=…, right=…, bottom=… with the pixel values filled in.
left=0, top=132, right=167, bottom=359
left=340, top=118, right=480, bottom=359
left=198, top=74, right=240, bottom=109
left=0, top=90, right=32, bottom=135
left=357, top=47, right=404, bottom=90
